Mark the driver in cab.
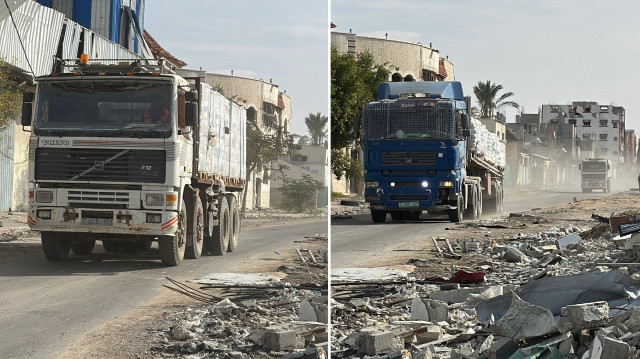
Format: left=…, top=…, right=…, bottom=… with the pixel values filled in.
left=143, top=94, right=169, bottom=124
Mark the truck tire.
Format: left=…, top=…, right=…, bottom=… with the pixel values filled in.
left=226, top=195, right=240, bottom=252
left=208, top=197, right=230, bottom=255
left=159, top=199, right=187, bottom=266
left=390, top=212, right=403, bottom=221
left=102, top=240, right=121, bottom=252
left=371, top=209, right=386, bottom=223
left=465, top=187, right=479, bottom=220
left=485, top=184, right=502, bottom=215
left=185, top=196, right=205, bottom=259
left=42, top=232, right=70, bottom=261
left=448, top=195, right=464, bottom=223
left=71, top=239, right=96, bottom=255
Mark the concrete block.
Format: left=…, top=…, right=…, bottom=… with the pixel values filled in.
left=410, top=298, right=449, bottom=322
left=414, top=325, right=444, bottom=344
left=589, top=333, right=631, bottom=359
left=559, top=336, right=576, bottom=355
left=359, top=328, right=403, bottom=356
left=503, top=247, right=526, bottom=262
left=558, top=233, right=581, bottom=250
left=429, top=287, right=492, bottom=304
left=487, top=337, right=519, bottom=359
left=298, top=300, right=328, bottom=323
left=622, top=307, right=640, bottom=332
left=491, top=292, right=556, bottom=340
left=263, top=323, right=305, bottom=351
left=557, top=301, right=609, bottom=333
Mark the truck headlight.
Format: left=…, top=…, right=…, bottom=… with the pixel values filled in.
left=390, top=182, right=396, bottom=187
left=421, top=181, right=429, bottom=188
left=146, top=194, right=164, bottom=206
left=35, top=191, right=53, bottom=203
left=439, top=181, right=454, bottom=188
left=365, top=181, right=379, bottom=188
left=37, top=209, right=51, bottom=219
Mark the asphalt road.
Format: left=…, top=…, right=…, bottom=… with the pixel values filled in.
left=330, top=187, right=615, bottom=267
left=0, top=220, right=327, bottom=359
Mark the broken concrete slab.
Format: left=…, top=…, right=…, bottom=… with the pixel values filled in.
left=190, top=272, right=286, bottom=286
left=410, top=298, right=449, bottom=322
left=486, top=337, right=519, bottom=359
left=331, top=266, right=415, bottom=282
left=589, top=333, right=631, bottom=359
left=558, top=233, right=581, bottom=250
left=298, top=300, right=328, bottom=323
left=491, top=292, right=556, bottom=340
left=503, top=247, right=526, bottom=262
left=262, top=323, right=307, bottom=351
left=557, top=301, right=609, bottom=333
left=358, top=327, right=404, bottom=356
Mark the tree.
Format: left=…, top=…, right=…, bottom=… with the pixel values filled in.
left=304, top=112, right=327, bottom=146
left=243, top=123, right=297, bottom=212
left=290, top=133, right=311, bottom=145
left=331, top=47, right=390, bottom=179
left=472, top=80, right=519, bottom=118
left=280, top=174, right=322, bottom=213
left=0, top=61, right=22, bottom=129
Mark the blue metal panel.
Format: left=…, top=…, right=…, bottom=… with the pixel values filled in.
left=109, top=0, right=121, bottom=42
left=73, top=0, right=92, bottom=28
left=0, top=125, right=15, bottom=211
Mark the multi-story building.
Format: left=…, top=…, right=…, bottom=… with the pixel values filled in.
left=271, top=144, right=329, bottom=209
left=541, top=102, right=626, bottom=162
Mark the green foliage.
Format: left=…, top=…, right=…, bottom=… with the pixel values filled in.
left=304, top=112, right=327, bottom=146
left=280, top=174, right=322, bottom=213
left=0, top=61, right=22, bottom=128
left=331, top=47, right=390, bottom=150
left=473, top=80, right=519, bottom=118
left=331, top=149, right=363, bottom=181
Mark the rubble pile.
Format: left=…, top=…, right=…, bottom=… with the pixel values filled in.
left=151, top=275, right=328, bottom=358
left=332, top=221, right=640, bottom=358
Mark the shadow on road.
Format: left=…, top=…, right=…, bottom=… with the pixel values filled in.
left=331, top=213, right=453, bottom=226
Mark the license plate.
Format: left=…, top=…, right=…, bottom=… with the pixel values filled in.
left=81, top=218, right=113, bottom=226
left=399, top=201, right=419, bottom=208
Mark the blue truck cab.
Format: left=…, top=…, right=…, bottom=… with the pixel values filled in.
left=361, top=81, right=503, bottom=223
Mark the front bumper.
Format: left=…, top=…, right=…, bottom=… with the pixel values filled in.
left=28, top=207, right=178, bottom=236
left=581, top=180, right=607, bottom=189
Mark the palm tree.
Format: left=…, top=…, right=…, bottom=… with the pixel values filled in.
left=304, top=112, right=328, bottom=146
left=473, top=80, right=519, bottom=118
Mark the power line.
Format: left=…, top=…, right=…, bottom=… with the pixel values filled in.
left=4, top=0, right=35, bottom=76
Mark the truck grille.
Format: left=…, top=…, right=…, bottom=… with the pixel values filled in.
left=582, top=173, right=605, bottom=180
left=382, top=151, right=436, bottom=166
left=68, top=190, right=130, bottom=209
left=35, top=148, right=166, bottom=183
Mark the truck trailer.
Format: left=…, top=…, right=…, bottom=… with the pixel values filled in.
left=360, top=81, right=505, bottom=223
left=21, top=57, right=246, bottom=266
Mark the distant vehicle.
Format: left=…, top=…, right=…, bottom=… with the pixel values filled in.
left=21, top=56, right=246, bottom=266
left=358, top=81, right=505, bottom=223
left=579, top=158, right=612, bottom=193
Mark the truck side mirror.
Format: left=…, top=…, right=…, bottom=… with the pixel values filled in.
left=578, top=164, right=582, bottom=170
left=185, top=102, right=198, bottom=127
left=461, top=113, right=470, bottom=130
left=186, top=91, right=198, bottom=102
left=463, top=129, right=471, bottom=137
left=21, top=92, right=34, bottom=126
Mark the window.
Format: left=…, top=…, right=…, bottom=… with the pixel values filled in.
left=583, top=120, right=591, bottom=127
left=569, top=119, right=576, bottom=125
left=613, top=121, right=618, bottom=128
left=290, top=154, right=308, bottom=162
left=600, top=106, right=609, bottom=112
left=614, top=136, right=618, bottom=141
left=584, top=106, right=591, bottom=113
left=550, top=105, right=559, bottom=113
left=599, top=134, right=608, bottom=141
left=599, top=120, right=608, bottom=127
left=582, top=133, right=591, bottom=140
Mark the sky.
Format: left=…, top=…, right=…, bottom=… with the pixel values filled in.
left=331, top=0, right=640, bottom=132
left=144, top=1, right=328, bottom=136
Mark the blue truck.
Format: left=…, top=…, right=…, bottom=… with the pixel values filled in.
left=359, top=81, right=505, bottom=223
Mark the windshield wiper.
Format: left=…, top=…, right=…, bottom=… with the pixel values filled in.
left=69, top=149, right=130, bottom=181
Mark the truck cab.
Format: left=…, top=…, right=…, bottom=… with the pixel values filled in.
left=579, top=158, right=612, bottom=193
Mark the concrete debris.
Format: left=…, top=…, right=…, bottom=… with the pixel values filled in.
left=152, top=275, right=327, bottom=358
left=332, top=222, right=640, bottom=358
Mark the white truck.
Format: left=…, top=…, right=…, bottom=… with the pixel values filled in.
left=579, top=158, right=612, bottom=193
left=21, top=57, right=246, bottom=266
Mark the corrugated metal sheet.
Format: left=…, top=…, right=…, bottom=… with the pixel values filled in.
left=0, top=0, right=27, bottom=22
left=0, top=125, right=15, bottom=211
left=91, top=0, right=110, bottom=39
left=0, top=0, right=65, bottom=76
left=52, top=0, right=72, bottom=18
left=61, top=18, right=81, bottom=59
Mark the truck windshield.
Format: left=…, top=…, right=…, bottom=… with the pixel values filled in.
left=582, top=162, right=606, bottom=171
left=363, top=99, right=455, bottom=141
left=33, top=79, right=172, bottom=138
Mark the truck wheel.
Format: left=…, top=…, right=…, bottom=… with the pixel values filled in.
left=185, top=196, right=205, bottom=259
left=159, top=199, right=187, bottom=266
left=465, top=187, right=479, bottom=220
left=448, top=195, right=464, bottom=223
left=497, top=185, right=504, bottom=214
left=71, top=239, right=96, bottom=255
left=226, top=195, right=240, bottom=252
left=102, top=240, right=121, bottom=252
left=208, top=197, right=230, bottom=255
left=371, top=209, right=387, bottom=223
left=390, top=212, right=403, bottom=221
left=42, top=232, right=70, bottom=261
